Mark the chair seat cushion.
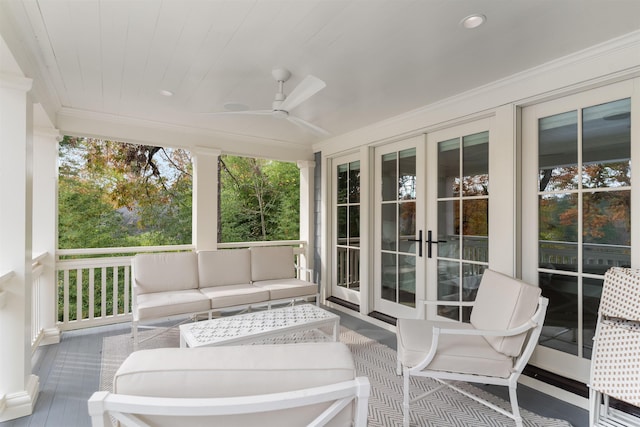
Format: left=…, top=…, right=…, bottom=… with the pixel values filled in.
left=252, top=278, right=318, bottom=300
left=397, top=318, right=514, bottom=378
left=135, top=290, right=210, bottom=320
left=199, top=284, right=270, bottom=309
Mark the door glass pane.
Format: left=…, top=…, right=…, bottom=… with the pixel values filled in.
left=382, top=153, right=397, bottom=201
left=462, top=199, right=488, bottom=262
left=583, top=277, right=603, bottom=359
left=398, top=254, right=416, bottom=307
left=337, top=164, right=348, bottom=203
left=381, top=252, right=397, bottom=302
left=582, top=191, right=631, bottom=275
left=399, top=148, right=416, bottom=200
left=462, top=263, right=485, bottom=321
left=398, top=202, right=416, bottom=253
left=349, top=205, right=360, bottom=247
left=438, top=138, right=460, bottom=198
left=337, top=206, right=347, bottom=245
left=349, top=161, right=361, bottom=202
left=437, top=200, right=459, bottom=258
left=437, top=259, right=459, bottom=320
left=349, top=249, right=361, bottom=291
left=583, top=98, right=631, bottom=188
left=538, top=272, right=578, bottom=356
left=381, top=204, right=396, bottom=251
left=539, top=111, right=578, bottom=191
left=337, top=247, right=347, bottom=287
left=462, top=131, right=489, bottom=196
left=539, top=193, right=578, bottom=272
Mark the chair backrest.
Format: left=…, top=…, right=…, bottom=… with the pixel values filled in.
left=132, top=252, right=199, bottom=295
left=470, top=269, right=542, bottom=357
left=599, top=267, right=640, bottom=321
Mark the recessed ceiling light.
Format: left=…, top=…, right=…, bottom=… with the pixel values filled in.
left=159, top=89, right=174, bottom=97
left=223, top=102, right=250, bottom=112
left=460, top=14, right=486, bottom=29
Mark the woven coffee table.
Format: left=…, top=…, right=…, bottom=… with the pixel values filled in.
left=179, top=304, right=340, bottom=348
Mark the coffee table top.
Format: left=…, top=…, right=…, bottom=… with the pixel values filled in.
left=179, top=304, right=339, bottom=347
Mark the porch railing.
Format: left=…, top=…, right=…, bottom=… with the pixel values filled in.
left=31, top=252, right=46, bottom=351
left=55, top=241, right=307, bottom=331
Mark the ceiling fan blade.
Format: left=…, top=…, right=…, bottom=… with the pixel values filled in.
left=279, top=75, right=326, bottom=112
left=287, top=116, right=330, bottom=137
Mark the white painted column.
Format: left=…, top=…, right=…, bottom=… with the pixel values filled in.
left=32, top=126, right=61, bottom=346
left=297, top=160, right=315, bottom=274
left=0, top=73, right=39, bottom=422
left=192, top=147, right=221, bottom=251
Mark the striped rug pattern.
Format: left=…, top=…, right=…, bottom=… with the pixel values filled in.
left=100, top=326, right=573, bottom=427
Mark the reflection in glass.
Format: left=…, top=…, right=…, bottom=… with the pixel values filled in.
left=462, top=199, right=488, bottom=262
left=437, top=200, right=459, bottom=258
left=583, top=98, right=631, bottom=189
left=398, top=202, right=416, bottom=253
left=337, top=247, right=347, bottom=287
left=461, top=263, right=485, bottom=321
left=349, top=161, right=361, bottom=202
left=583, top=191, right=630, bottom=274
left=438, top=138, right=460, bottom=198
left=538, top=272, right=578, bottom=356
left=399, top=148, right=417, bottom=200
left=349, top=206, right=360, bottom=247
left=437, top=260, right=459, bottom=320
left=337, top=164, right=348, bottom=203
left=539, top=193, right=578, bottom=272
left=382, top=153, right=397, bottom=201
left=583, top=277, right=603, bottom=359
left=381, top=204, right=396, bottom=251
left=462, top=131, right=489, bottom=196
left=381, top=252, right=397, bottom=302
left=337, top=206, right=347, bottom=245
left=539, top=111, right=578, bottom=191
left=398, top=254, right=416, bottom=307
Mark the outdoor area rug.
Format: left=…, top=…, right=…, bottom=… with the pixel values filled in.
left=100, top=327, right=574, bottom=427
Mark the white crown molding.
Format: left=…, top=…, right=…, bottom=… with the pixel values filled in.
left=0, top=73, right=32, bottom=92
left=315, top=30, right=640, bottom=155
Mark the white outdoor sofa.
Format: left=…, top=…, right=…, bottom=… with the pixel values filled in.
left=131, top=246, right=319, bottom=345
left=87, top=342, right=370, bottom=426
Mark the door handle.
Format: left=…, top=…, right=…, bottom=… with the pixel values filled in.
left=406, top=230, right=423, bottom=257
left=426, top=230, right=445, bottom=258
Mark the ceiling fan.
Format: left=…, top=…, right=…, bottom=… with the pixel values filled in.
left=212, top=68, right=330, bottom=137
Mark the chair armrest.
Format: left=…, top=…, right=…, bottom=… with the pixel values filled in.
left=435, top=319, right=538, bottom=338
left=295, top=265, right=315, bottom=282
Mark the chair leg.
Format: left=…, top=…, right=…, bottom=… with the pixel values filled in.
left=508, top=384, right=523, bottom=427
left=403, top=370, right=411, bottom=427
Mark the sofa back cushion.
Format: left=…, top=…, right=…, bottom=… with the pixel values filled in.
left=198, top=249, right=252, bottom=287
left=133, top=252, right=198, bottom=295
left=250, top=246, right=296, bottom=282
left=470, top=269, right=541, bottom=357
left=113, top=343, right=357, bottom=426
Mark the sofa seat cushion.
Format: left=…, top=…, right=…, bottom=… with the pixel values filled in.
left=135, top=290, right=210, bottom=320
left=198, top=249, right=252, bottom=287
left=252, top=278, right=318, bottom=300
left=113, top=343, right=356, bottom=427
left=199, top=284, right=270, bottom=309
left=397, top=318, right=514, bottom=378
left=133, top=252, right=199, bottom=294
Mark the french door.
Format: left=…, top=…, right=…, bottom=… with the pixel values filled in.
left=332, top=153, right=362, bottom=305
left=372, top=123, right=491, bottom=320
left=373, top=137, right=425, bottom=319
left=522, top=80, right=638, bottom=383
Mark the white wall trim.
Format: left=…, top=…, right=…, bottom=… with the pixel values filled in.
left=0, top=375, right=39, bottom=422
left=0, top=72, right=32, bottom=91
